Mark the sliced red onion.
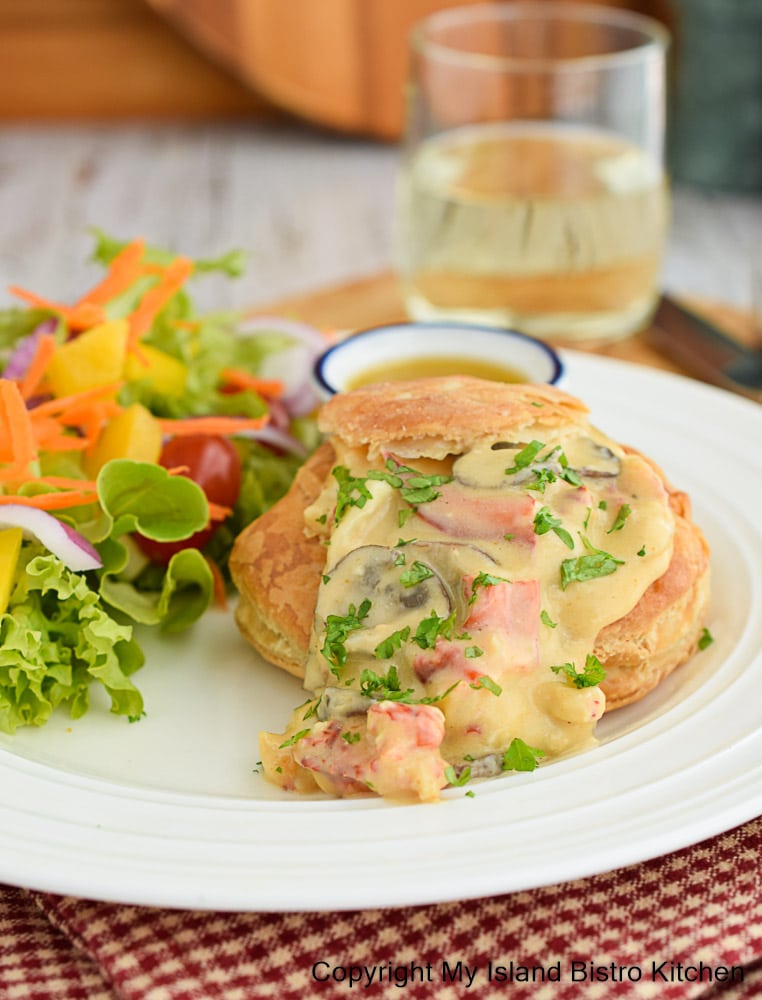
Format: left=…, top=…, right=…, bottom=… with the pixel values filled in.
left=3, top=319, right=57, bottom=380
left=235, top=426, right=309, bottom=457
left=281, top=374, right=321, bottom=418
left=238, top=315, right=328, bottom=355
left=0, top=505, right=102, bottom=572
left=238, top=316, right=326, bottom=418
left=270, top=398, right=300, bottom=433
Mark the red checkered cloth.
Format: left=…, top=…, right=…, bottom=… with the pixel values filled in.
left=0, top=815, right=760, bottom=1000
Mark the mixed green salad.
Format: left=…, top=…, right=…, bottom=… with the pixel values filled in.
left=0, top=232, right=324, bottom=734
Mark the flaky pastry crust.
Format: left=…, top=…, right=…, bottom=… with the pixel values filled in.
left=317, top=377, right=588, bottom=459
left=230, top=379, right=710, bottom=711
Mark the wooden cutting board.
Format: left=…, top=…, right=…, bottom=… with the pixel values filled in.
left=258, top=269, right=756, bottom=382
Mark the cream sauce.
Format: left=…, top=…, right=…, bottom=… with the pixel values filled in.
left=262, top=424, right=675, bottom=800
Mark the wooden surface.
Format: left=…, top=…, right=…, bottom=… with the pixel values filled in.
left=262, top=269, right=754, bottom=384
left=0, top=0, right=278, bottom=120
left=0, top=123, right=759, bottom=349
left=0, top=0, right=672, bottom=131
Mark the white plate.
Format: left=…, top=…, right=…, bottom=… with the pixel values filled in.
left=1, top=353, right=761, bottom=912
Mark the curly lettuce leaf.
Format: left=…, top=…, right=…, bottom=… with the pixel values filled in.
left=0, top=547, right=145, bottom=734
left=89, top=228, right=246, bottom=278
left=99, top=546, right=213, bottom=633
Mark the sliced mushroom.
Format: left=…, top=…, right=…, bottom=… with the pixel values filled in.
left=449, top=753, right=503, bottom=782
left=317, top=687, right=372, bottom=721
left=317, top=544, right=452, bottom=638
left=574, top=439, right=621, bottom=478
left=452, top=441, right=519, bottom=489
left=403, top=540, right=497, bottom=621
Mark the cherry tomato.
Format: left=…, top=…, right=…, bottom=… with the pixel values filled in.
left=136, top=434, right=242, bottom=564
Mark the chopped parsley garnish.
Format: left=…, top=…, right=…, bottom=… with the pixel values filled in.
left=553, top=448, right=583, bottom=486
left=469, top=674, right=502, bottom=696
left=341, top=731, right=362, bottom=744
left=322, top=574, right=331, bottom=585
left=332, top=460, right=450, bottom=526
left=412, top=609, right=456, bottom=649
left=278, top=729, right=311, bottom=749
left=467, top=571, right=510, bottom=606
left=505, top=441, right=581, bottom=492
left=398, top=508, right=416, bottom=527
left=637, top=545, right=647, bottom=557
left=445, top=765, right=472, bottom=787
left=399, top=560, right=434, bottom=588
left=374, top=626, right=411, bottom=660
left=504, top=440, right=545, bottom=474
left=332, top=466, right=375, bottom=524
left=607, top=503, right=632, bottom=533
left=384, top=458, right=452, bottom=506
left=359, top=665, right=413, bottom=702
left=359, top=666, right=458, bottom=705
left=551, top=653, right=606, bottom=688
left=502, top=738, right=545, bottom=772
left=560, top=536, right=624, bottom=589
left=302, top=697, right=321, bottom=720
left=526, top=467, right=556, bottom=494
left=396, top=537, right=417, bottom=547
left=598, top=500, right=608, bottom=511
left=533, top=506, right=574, bottom=549
left=698, top=627, right=714, bottom=651
left=320, top=598, right=372, bottom=676
left=540, top=609, right=557, bottom=628
left=465, top=646, right=484, bottom=659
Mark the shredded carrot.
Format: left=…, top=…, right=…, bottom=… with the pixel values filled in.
left=7, top=287, right=106, bottom=331
left=59, top=401, right=122, bottom=450
left=30, top=383, right=123, bottom=419
left=0, top=490, right=99, bottom=510
left=23, top=385, right=122, bottom=456
left=158, top=415, right=268, bottom=437
left=207, top=501, right=232, bottom=522
left=127, top=256, right=194, bottom=351
left=30, top=425, right=91, bottom=453
left=0, top=380, right=38, bottom=477
left=219, top=368, right=284, bottom=399
left=17, top=333, right=57, bottom=401
left=26, top=476, right=98, bottom=491
left=203, top=555, right=228, bottom=610
left=76, top=239, right=145, bottom=307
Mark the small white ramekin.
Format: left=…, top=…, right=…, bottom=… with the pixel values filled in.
left=314, top=321, right=564, bottom=397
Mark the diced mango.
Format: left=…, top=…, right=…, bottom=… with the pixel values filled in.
left=124, top=344, right=187, bottom=397
left=0, top=527, right=23, bottom=615
left=84, top=403, right=163, bottom=478
left=46, top=319, right=129, bottom=398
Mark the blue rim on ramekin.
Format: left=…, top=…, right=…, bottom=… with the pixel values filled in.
left=314, top=321, right=564, bottom=396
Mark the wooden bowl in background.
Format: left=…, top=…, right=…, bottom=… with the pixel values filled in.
left=146, top=0, right=673, bottom=140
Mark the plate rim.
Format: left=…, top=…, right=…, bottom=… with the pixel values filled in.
left=1, top=351, right=761, bottom=912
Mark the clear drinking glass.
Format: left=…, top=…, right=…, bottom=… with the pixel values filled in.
left=394, top=2, right=670, bottom=343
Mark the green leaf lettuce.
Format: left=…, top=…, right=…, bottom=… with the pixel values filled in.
left=0, top=548, right=145, bottom=734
